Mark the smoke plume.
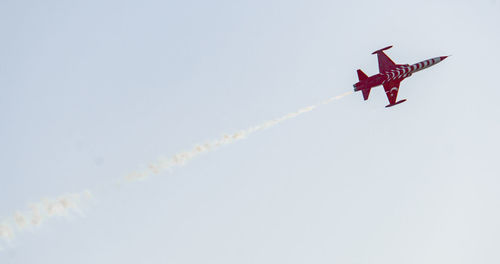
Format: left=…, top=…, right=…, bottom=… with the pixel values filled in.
left=1, top=91, right=352, bottom=246
left=0, top=191, right=92, bottom=245
left=125, top=91, right=353, bottom=181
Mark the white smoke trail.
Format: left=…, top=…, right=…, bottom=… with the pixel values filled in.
left=125, top=91, right=353, bottom=181
left=0, top=190, right=92, bottom=245
left=0, top=91, right=352, bottom=246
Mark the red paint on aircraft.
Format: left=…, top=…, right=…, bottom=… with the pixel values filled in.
left=353, top=46, right=448, bottom=107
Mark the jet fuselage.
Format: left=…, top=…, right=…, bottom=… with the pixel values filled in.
left=353, top=56, right=448, bottom=92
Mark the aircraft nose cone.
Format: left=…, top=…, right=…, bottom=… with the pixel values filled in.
left=440, top=56, right=448, bottom=61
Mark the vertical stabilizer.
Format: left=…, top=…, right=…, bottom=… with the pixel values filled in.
left=362, top=88, right=371, bottom=100
left=357, top=69, right=371, bottom=100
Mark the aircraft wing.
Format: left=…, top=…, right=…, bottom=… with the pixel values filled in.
left=383, top=80, right=401, bottom=105
left=376, top=52, right=396, bottom=73
left=372, top=46, right=397, bottom=73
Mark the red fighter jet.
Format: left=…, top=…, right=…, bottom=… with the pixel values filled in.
left=353, top=46, right=448, bottom=107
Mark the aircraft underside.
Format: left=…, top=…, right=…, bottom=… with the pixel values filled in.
left=353, top=45, right=447, bottom=107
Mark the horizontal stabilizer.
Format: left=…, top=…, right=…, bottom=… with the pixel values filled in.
left=357, top=69, right=368, bottom=81
left=385, top=99, right=407, bottom=108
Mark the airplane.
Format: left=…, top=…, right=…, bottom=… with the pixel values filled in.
left=353, top=46, right=448, bottom=107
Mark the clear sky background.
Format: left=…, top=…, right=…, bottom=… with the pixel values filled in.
left=1, top=0, right=500, bottom=263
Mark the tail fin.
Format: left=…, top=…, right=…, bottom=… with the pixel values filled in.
left=357, top=69, right=371, bottom=100
left=361, top=88, right=371, bottom=101
left=357, top=69, right=368, bottom=81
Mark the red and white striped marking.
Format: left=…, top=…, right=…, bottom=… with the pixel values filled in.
left=382, top=56, right=447, bottom=84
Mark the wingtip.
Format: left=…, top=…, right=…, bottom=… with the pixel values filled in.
left=371, top=45, right=393, bottom=55
left=385, top=99, right=407, bottom=108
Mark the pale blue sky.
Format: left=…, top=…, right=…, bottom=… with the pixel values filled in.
left=1, top=0, right=499, bottom=263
